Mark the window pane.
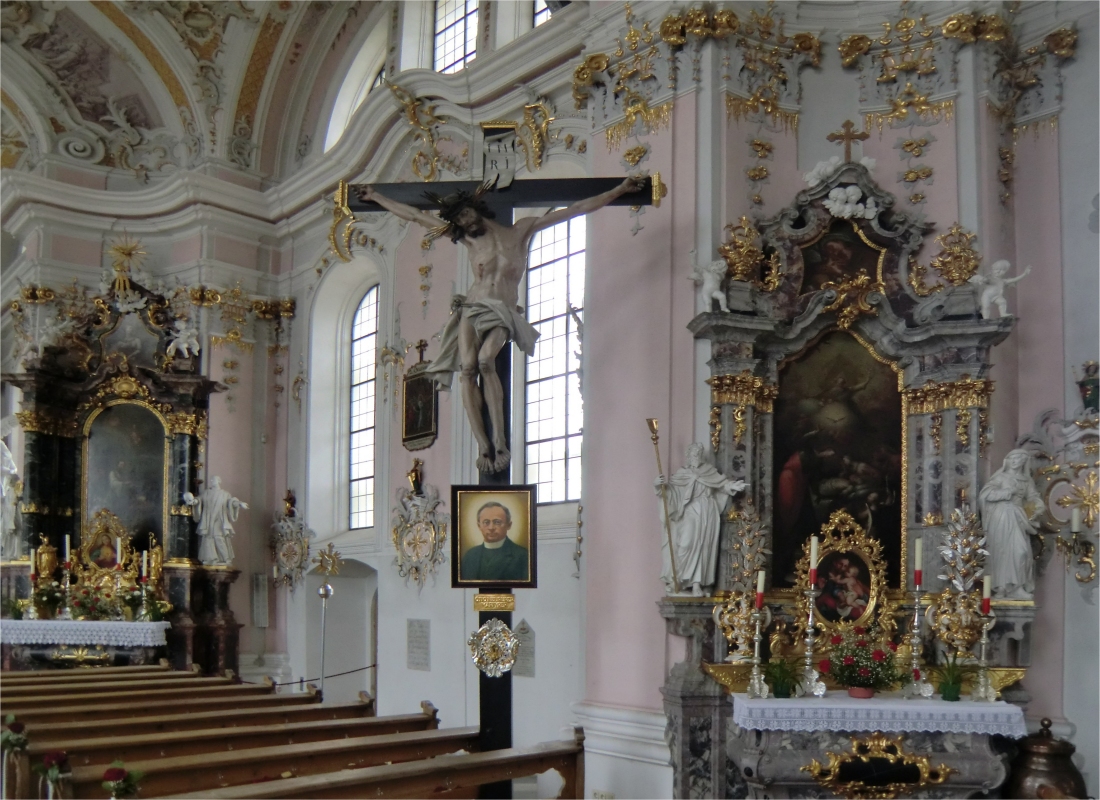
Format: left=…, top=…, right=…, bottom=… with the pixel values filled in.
left=350, top=286, right=379, bottom=529
left=434, top=0, right=477, bottom=73
left=533, top=0, right=551, bottom=27
left=525, top=215, right=585, bottom=504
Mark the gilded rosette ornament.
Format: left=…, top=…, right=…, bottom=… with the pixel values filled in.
left=467, top=618, right=519, bottom=677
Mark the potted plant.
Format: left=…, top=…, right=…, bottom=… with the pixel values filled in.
left=931, top=652, right=970, bottom=701
left=817, top=626, right=900, bottom=698
left=763, top=658, right=802, bottom=698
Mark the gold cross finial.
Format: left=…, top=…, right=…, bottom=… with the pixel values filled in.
left=826, top=120, right=870, bottom=163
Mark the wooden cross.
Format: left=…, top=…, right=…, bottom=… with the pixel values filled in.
left=827, top=120, right=870, bottom=163
left=414, top=339, right=429, bottom=363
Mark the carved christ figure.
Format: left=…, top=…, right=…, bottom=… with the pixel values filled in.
left=360, top=178, right=641, bottom=473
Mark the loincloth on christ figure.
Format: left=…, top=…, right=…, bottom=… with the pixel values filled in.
left=423, top=296, right=540, bottom=390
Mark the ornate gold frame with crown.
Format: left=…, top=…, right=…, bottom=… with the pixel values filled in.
left=792, top=510, right=900, bottom=643
left=72, top=508, right=140, bottom=592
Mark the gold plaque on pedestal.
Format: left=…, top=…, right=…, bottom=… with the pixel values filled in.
left=474, top=593, right=515, bottom=612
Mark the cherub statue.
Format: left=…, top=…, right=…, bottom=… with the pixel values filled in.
left=968, top=259, right=1030, bottom=319
left=688, top=249, right=730, bottom=313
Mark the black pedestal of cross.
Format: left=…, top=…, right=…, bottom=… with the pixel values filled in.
left=477, top=587, right=513, bottom=799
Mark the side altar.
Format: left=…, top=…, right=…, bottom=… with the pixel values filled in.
left=0, top=239, right=281, bottom=673
left=658, top=156, right=1049, bottom=798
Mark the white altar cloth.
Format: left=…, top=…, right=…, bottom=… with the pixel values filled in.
left=732, top=691, right=1027, bottom=737
left=1, top=620, right=170, bottom=648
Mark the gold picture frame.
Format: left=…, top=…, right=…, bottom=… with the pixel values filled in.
left=73, top=508, right=139, bottom=592
left=793, top=510, right=899, bottom=640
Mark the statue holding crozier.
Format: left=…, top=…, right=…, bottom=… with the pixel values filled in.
left=360, top=177, right=642, bottom=474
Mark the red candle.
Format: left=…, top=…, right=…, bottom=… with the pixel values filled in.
left=29, top=574, right=36, bottom=583
left=914, top=536, right=923, bottom=589
left=755, top=570, right=765, bottom=609
left=981, top=576, right=991, bottom=615
left=914, top=569, right=922, bottom=588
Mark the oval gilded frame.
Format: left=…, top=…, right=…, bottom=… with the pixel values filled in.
left=793, top=510, right=898, bottom=639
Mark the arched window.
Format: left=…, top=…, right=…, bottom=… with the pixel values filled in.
left=350, top=286, right=380, bottom=529
left=533, top=0, right=552, bottom=27
left=434, top=0, right=478, bottom=74
left=524, top=215, right=585, bottom=504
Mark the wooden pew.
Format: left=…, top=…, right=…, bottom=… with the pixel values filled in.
left=32, top=705, right=439, bottom=768
left=0, top=662, right=174, bottom=685
left=2, top=674, right=228, bottom=698
left=67, top=726, right=481, bottom=799
left=163, top=728, right=587, bottom=800
left=7, top=689, right=319, bottom=725
left=23, top=690, right=382, bottom=741
left=1, top=680, right=274, bottom=713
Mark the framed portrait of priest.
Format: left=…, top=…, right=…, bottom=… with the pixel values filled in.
left=451, top=485, right=537, bottom=588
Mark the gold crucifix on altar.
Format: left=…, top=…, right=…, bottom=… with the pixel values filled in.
left=827, top=120, right=870, bottom=163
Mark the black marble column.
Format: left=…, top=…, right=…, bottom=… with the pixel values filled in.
left=168, top=432, right=196, bottom=560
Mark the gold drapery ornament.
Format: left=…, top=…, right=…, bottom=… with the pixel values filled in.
left=659, top=8, right=739, bottom=48
left=863, top=82, right=954, bottom=131
left=905, top=376, right=993, bottom=415
left=802, top=734, right=955, bottom=799
left=821, top=272, right=885, bottom=329
left=707, top=371, right=777, bottom=412
left=605, top=91, right=674, bottom=151
left=726, top=82, right=799, bottom=133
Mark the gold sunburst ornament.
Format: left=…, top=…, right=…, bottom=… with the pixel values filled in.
left=467, top=618, right=519, bottom=677
left=312, top=542, right=343, bottom=576
left=108, top=234, right=146, bottom=294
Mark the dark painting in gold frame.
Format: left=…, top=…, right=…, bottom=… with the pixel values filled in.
left=773, top=331, right=903, bottom=588
left=402, top=363, right=438, bottom=451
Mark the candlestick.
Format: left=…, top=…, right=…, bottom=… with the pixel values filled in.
left=971, top=609, right=997, bottom=702
left=745, top=605, right=771, bottom=699
left=57, top=567, right=73, bottom=620
left=902, top=582, right=933, bottom=699
left=800, top=578, right=826, bottom=697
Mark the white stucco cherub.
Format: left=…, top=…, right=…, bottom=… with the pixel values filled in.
left=166, top=319, right=201, bottom=358
left=968, top=259, right=1030, bottom=319
left=688, top=249, right=730, bottom=313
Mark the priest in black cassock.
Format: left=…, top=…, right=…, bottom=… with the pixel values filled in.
left=460, top=501, right=529, bottom=582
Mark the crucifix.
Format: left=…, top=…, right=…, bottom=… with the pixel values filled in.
left=826, top=119, right=870, bottom=163
left=413, top=339, right=429, bottom=364
left=354, top=176, right=658, bottom=483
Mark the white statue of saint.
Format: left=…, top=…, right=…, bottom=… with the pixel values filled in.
left=184, top=476, right=249, bottom=566
left=655, top=442, right=747, bottom=596
left=978, top=449, right=1043, bottom=599
left=968, top=259, right=1030, bottom=319
left=688, top=249, right=730, bottom=313
left=1, top=438, right=20, bottom=560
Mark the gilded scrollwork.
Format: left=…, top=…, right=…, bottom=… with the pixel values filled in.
left=927, top=507, right=989, bottom=657
left=718, top=216, right=780, bottom=289
left=905, top=377, right=993, bottom=416
left=708, top=406, right=722, bottom=453
left=864, top=83, right=954, bottom=132
left=802, top=734, right=954, bottom=799
left=706, top=371, right=777, bottom=412
left=821, top=272, right=886, bottom=330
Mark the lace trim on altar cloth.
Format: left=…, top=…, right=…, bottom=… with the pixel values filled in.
left=731, top=692, right=1028, bottom=737
left=1, top=620, right=171, bottom=647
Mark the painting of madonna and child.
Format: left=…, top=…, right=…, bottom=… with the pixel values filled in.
left=773, top=331, right=903, bottom=589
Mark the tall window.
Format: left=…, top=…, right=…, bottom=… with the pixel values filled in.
left=350, top=286, right=379, bottom=529
left=533, top=0, right=552, bottom=27
left=525, top=216, right=585, bottom=504
left=434, top=0, right=478, bottom=74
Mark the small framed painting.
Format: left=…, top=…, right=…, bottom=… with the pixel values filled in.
left=403, top=363, right=438, bottom=451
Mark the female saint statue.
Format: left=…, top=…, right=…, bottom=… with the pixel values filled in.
left=978, top=449, right=1043, bottom=599
left=655, top=442, right=747, bottom=596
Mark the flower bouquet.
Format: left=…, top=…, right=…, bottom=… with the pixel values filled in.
left=102, top=760, right=143, bottom=799
left=2, top=716, right=27, bottom=753
left=33, top=751, right=69, bottom=797
left=817, top=626, right=900, bottom=698
left=32, top=581, right=64, bottom=619
left=121, top=585, right=144, bottom=616
left=70, top=586, right=111, bottom=620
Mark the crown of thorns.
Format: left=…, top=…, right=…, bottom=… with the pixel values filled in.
left=422, top=180, right=496, bottom=243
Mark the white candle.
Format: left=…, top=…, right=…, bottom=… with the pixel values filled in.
left=116, top=536, right=121, bottom=560
left=756, top=570, right=765, bottom=594
left=914, top=537, right=922, bottom=568
left=982, top=575, right=991, bottom=599
left=809, top=536, right=819, bottom=568
left=142, top=550, right=148, bottom=578
left=1071, top=507, right=1082, bottom=533
left=29, top=547, right=35, bottom=574
left=272, top=564, right=279, bottom=580
left=65, top=536, right=71, bottom=562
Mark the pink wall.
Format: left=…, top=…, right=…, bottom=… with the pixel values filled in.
left=585, top=95, right=698, bottom=711
left=49, top=234, right=101, bottom=268
left=1012, top=129, right=1066, bottom=722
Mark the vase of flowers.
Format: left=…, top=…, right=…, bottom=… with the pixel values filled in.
left=817, top=626, right=900, bottom=697
left=121, top=586, right=144, bottom=619
left=32, top=581, right=64, bottom=620
left=33, top=751, right=69, bottom=798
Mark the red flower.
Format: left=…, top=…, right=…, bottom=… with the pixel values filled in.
left=8, top=721, right=25, bottom=734
left=872, top=650, right=886, bottom=662
left=102, top=767, right=127, bottom=782
left=843, top=656, right=855, bottom=666
left=830, top=635, right=843, bottom=645
left=913, top=669, right=922, bottom=681
left=42, top=752, right=67, bottom=769
left=888, top=642, right=898, bottom=652
left=855, top=639, right=867, bottom=648
left=81, top=589, right=89, bottom=596
left=818, top=659, right=831, bottom=673
left=853, top=626, right=866, bottom=635
left=858, top=667, right=870, bottom=677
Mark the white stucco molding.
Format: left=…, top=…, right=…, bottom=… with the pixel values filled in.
left=571, top=702, right=672, bottom=767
